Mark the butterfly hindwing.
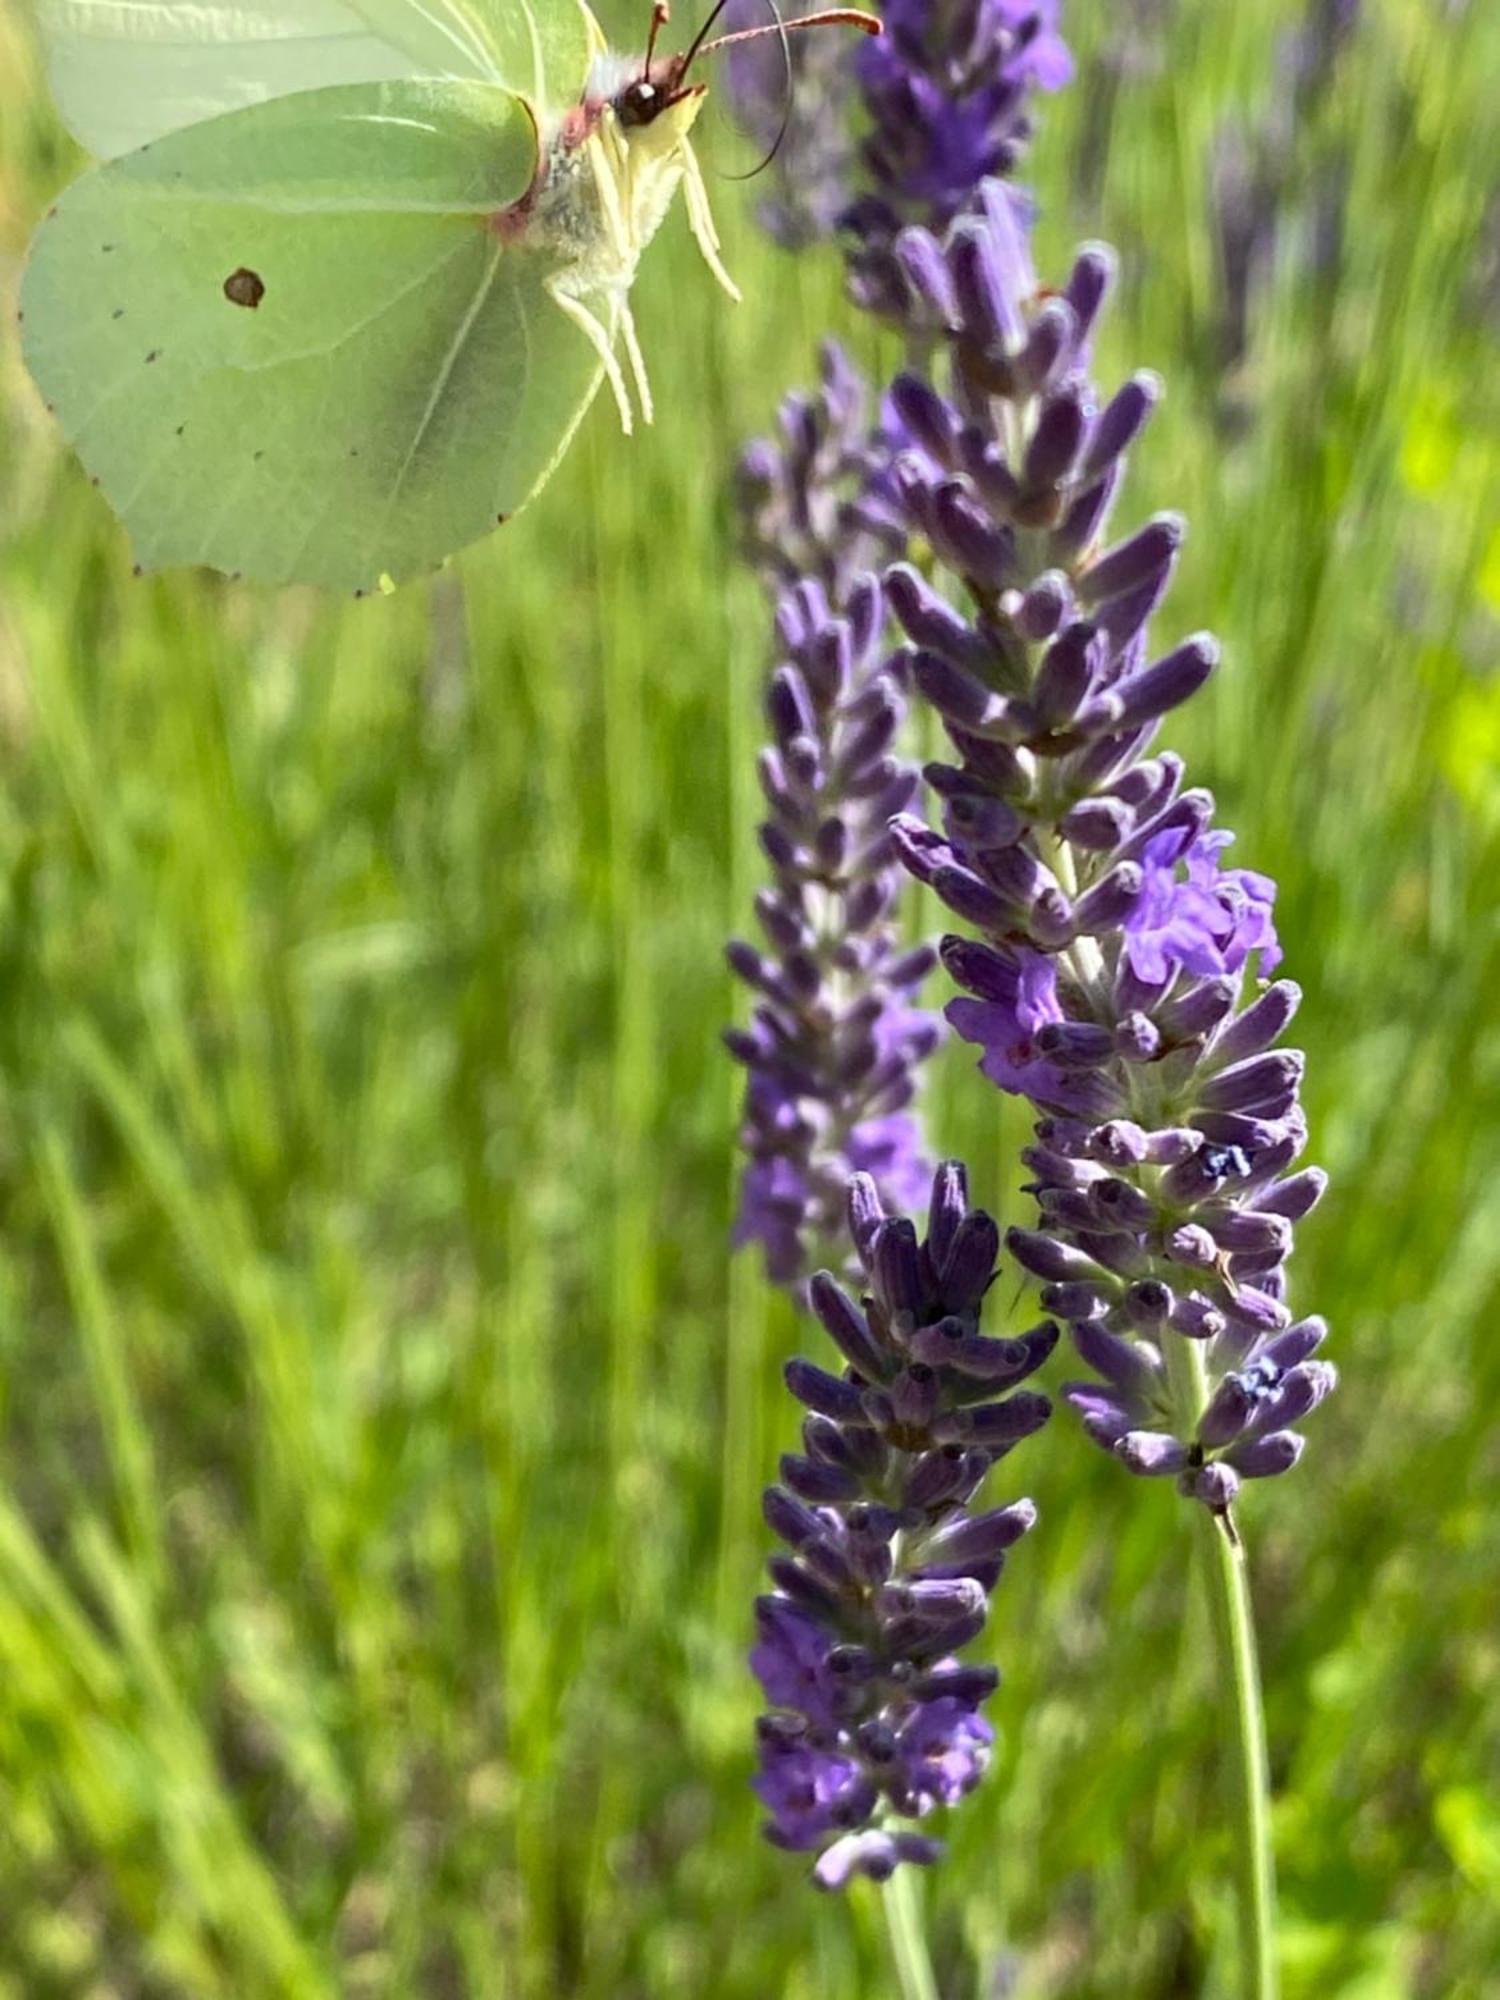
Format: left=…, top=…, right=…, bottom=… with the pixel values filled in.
left=21, top=80, right=613, bottom=591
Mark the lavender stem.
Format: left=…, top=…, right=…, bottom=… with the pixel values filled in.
left=1168, top=1334, right=1279, bottom=2000
left=883, top=1863, right=939, bottom=2000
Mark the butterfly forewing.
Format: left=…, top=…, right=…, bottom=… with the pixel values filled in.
left=21, top=80, right=611, bottom=591
left=38, top=0, right=604, bottom=159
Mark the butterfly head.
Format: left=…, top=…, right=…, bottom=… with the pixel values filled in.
left=604, top=1, right=879, bottom=157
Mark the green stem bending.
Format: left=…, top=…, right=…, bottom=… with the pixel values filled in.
left=1198, top=1507, right=1280, bottom=2000
left=881, top=1866, right=940, bottom=2000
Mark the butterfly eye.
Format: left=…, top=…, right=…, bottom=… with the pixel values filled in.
left=616, top=79, right=662, bottom=127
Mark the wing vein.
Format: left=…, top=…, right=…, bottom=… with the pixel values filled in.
left=383, top=234, right=505, bottom=519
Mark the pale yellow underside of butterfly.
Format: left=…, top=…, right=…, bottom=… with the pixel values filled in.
left=20, top=0, right=741, bottom=591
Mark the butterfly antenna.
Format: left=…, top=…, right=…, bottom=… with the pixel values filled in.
left=691, top=6, right=880, bottom=64
left=644, top=0, right=671, bottom=69
left=678, top=0, right=738, bottom=79
left=719, top=0, right=794, bottom=184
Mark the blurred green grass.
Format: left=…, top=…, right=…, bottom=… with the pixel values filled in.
left=1, top=0, right=1498, bottom=1993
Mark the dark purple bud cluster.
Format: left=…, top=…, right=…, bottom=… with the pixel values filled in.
left=845, top=0, right=1072, bottom=322
left=726, top=571, right=941, bottom=1284
left=734, top=341, right=908, bottom=604
left=868, top=186, right=1333, bottom=1507
left=753, top=1164, right=1051, bottom=1886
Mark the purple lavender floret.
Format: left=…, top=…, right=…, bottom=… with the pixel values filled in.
left=846, top=0, right=1072, bottom=322
left=868, top=185, right=1333, bottom=1508
left=753, top=1164, right=1051, bottom=1884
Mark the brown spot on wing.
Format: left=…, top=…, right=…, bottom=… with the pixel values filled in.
left=224, top=267, right=266, bottom=310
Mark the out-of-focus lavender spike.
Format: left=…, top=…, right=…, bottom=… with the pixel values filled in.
left=754, top=1166, right=1050, bottom=1884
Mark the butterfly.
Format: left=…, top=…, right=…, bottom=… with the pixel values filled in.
left=18, top=0, right=876, bottom=593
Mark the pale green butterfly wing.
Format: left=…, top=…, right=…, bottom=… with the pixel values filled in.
left=21, top=80, right=614, bottom=592
left=36, top=0, right=601, bottom=159
left=356, top=0, right=603, bottom=105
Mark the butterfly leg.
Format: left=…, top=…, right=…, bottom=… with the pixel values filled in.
left=680, top=145, right=742, bottom=304
left=619, top=302, right=654, bottom=428
left=546, top=278, right=634, bottom=435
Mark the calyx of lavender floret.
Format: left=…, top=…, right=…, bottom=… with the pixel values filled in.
left=728, top=350, right=941, bottom=1286
left=872, top=183, right=1334, bottom=1507
left=753, top=1163, right=1052, bottom=1885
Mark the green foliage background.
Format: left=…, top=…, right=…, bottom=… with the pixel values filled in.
left=1, top=0, right=1497, bottom=1992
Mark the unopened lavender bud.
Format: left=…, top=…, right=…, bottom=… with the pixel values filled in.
left=1062, top=242, right=1114, bottom=342
left=1198, top=1375, right=1258, bottom=1449
left=902, top=1444, right=971, bottom=1513
left=889, top=372, right=960, bottom=465
left=1080, top=372, right=1162, bottom=483
left=1165, top=1225, right=1217, bottom=1269
left=911, top=1663, right=1000, bottom=1705
left=960, top=1391, right=1052, bottom=1451
left=1170, top=1294, right=1226, bottom=1341
left=910, top=649, right=1004, bottom=730
left=1074, top=864, right=1145, bottom=935
left=1114, top=636, right=1220, bottom=728
left=1117, top=1431, right=1190, bottom=1476
left=923, top=1500, right=1038, bottom=1568
left=886, top=564, right=988, bottom=669
left=1013, top=296, right=1076, bottom=394
left=1157, top=978, right=1238, bottom=1044
left=1210, top=981, right=1304, bottom=1066
left=948, top=220, right=1024, bottom=356
left=1016, top=570, right=1071, bottom=639
left=872, top=1217, right=925, bottom=1317
left=786, top=1358, right=870, bottom=1422
left=1023, top=387, right=1088, bottom=490
left=782, top=1453, right=862, bottom=1504
left=1072, top=1319, right=1160, bottom=1392
left=1198, top=1050, right=1305, bottom=1116
left=1077, top=515, right=1184, bottom=610
left=764, top=1487, right=824, bottom=1549
left=809, top=1272, right=889, bottom=1379
left=1226, top=1430, right=1306, bottom=1478
left=891, top=1364, right=941, bottom=1428
left=933, top=483, right=1016, bottom=590
left=1123, top=1279, right=1174, bottom=1328
left=1253, top=1168, right=1327, bottom=1222
left=1185, top=1461, right=1241, bottom=1511
left=1259, top=1318, right=1327, bottom=1369
left=1041, top=1279, right=1117, bottom=1320
left=895, top=225, right=958, bottom=323
left=1092, top=1177, right=1158, bottom=1231
left=1032, top=619, right=1100, bottom=728
left=937, top=1203, right=1005, bottom=1302
left=1006, top=1228, right=1106, bottom=1283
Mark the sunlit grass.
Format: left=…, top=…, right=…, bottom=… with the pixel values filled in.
left=0, top=0, right=1497, bottom=1992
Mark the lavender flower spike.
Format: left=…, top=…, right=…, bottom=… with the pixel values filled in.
left=877, top=187, right=1333, bottom=1509
left=728, top=571, right=941, bottom=1283
left=753, top=1164, right=1052, bottom=1884
left=729, top=351, right=939, bottom=1286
